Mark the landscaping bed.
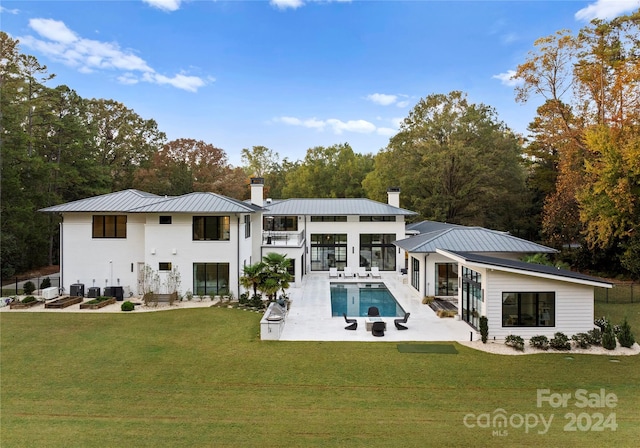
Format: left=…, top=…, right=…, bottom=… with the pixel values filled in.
left=9, top=297, right=43, bottom=309
left=79, top=296, right=116, bottom=310
left=45, top=295, right=83, bottom=309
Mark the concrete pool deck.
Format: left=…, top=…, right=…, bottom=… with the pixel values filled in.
left=280, top=273, right=477, bottom=342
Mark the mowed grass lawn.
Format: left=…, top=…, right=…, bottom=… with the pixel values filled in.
left=2, top=303, right=640, bottom=448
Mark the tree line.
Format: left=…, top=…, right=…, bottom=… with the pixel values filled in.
left=2, top=10, right=639, bottom=280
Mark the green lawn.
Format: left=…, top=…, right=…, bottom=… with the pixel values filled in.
left=2, top=306, right=639, bottom=447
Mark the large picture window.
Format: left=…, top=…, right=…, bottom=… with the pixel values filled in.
left=193, top=216, right=230, bottom=241
left=310, top=234, right=347, bottom=271
left=436, top=263, right=458, bottom=296
left=359, top=234, right=396, bottom=271
left=92, top=215, right=127, bottom=238
left=502, top=292, right=555, bottom=327
left=264, top=216, right=298, bottom=231
left=193, top=263, right=229, bottom=296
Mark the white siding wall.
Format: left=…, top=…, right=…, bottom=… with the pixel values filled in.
left=484, top=269, right=594, bottom=339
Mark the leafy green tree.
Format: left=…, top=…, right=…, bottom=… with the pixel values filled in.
left=282, top=143, right=373, bottom=198
left=364, top=91, right=527, bottom=231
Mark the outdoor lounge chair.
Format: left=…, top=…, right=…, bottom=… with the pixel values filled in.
left=394, top=312, right=410, bottom=330
left=370, top=267, right=381, bottom=278
left=343, top=267, right=354, bottom=278
left=329, top=267, right=339, bottom=278
left=367, top=306, right=380, bottom=317
left=343, top=313, right=357, bottom=330
left=371, top=321, right=385, bottom=337
left=357, top=267, right=368, bottom=278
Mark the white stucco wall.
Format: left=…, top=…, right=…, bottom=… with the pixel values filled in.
left=60, top=214, right=145, bottom=295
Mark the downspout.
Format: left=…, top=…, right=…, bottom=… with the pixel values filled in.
left=237, top=215, right=241, bottom=298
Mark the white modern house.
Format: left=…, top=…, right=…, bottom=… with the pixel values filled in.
left=40, top=181, right=610, bottom=339
left=40, top=179, right=416, bottom=299
left=394, top=221, right=612, bottom=337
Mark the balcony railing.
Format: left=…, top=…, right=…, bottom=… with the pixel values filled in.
left=262, top=230, right=305, bottom=247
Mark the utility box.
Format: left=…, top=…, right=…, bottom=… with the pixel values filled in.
left=88, top=287, right=101, bottom=298
left=70, top=283, right=84, bottom=297
left=105, top=286, right=124, bottom=301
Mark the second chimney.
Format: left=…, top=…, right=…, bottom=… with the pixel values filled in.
left=387, top=187, right=400, bottom=208
left=250, top=177, right=264, bottom=207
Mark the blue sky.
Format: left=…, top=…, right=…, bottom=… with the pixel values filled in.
left=2, top=1, right=639, bottom=166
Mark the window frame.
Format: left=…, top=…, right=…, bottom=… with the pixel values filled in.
left=92, top=215, right=127, bottom=238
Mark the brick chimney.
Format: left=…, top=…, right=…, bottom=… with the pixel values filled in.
left=387, top=187, right=400, bottom=208
left=250, top=177, right=264, bottom=207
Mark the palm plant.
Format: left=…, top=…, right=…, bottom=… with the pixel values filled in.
left=240, top=262, right=265, bottom=299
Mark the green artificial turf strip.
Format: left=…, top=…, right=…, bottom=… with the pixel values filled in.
left=1, top=307, right=639, bottom=448
left=397, top=343, right=458, bottom=354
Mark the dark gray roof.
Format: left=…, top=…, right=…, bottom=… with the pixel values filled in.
left=40, top=190, right=263, bottom=214
left=394, top=227, right=556, bottom=253
left=264, top=198, right=417, bottom=216
left=441, top=250, right=612, bottom=287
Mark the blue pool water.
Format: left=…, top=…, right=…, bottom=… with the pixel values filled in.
left=330, top=283, right=405, bottom=317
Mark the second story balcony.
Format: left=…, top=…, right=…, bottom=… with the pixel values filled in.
left=262, top=230, right=305, bottom=247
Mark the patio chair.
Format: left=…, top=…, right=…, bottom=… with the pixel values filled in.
left=343, top=313, right=357, bottom=330
left=357, top=267, right=368, bottom=278
left=394, top=312, right=410, bottom=330
left=371, top=321, right=385, bottom=337
left=367, top=306, right=380, bottom=317
left=343, top=267, right=353, bottom=278
left=329, top=267, right=339, bottom=278
left=370, top=267, right=381, bottom=278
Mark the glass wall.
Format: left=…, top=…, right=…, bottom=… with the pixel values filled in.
left=310, top=234, right=347, bottom=271
left=502, top=292, right=555, bottom=327
left=462, top=267, right=482, bottom=329
left=411, top=257, right=420, bottom=290
left=436, top=263, right=458, bottom=296
left=359, top=234, right=396, bottom=270
left=193, top=263, right=230, bottom=296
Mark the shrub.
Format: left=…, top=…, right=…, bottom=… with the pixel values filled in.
left=505, top=335, right=525, bottom=351
left=571, top=333, right=591, bottom=349
left=23, top=281, right=36, bottom=295
left=40, top=277, right=52, bottom=289
left=121, top=301, right=135, bottom=312
left=602, top=323, right=617, bottom=350
left=436, top=309, right=457, bottom=318
left=529, top=335, right=549, bottom=350
left=239, top=292, right=249, bottom=305
left=21, top=296, right=37, bottom=304
left=479, top=316, right=489, bottom=343
left=617, top=318, right=636, bottom=348
left=422, top=296, right=435, bottom=305
left=550, top=332, right=571, bottom=350
left=586, top=328, right=602, bottom=346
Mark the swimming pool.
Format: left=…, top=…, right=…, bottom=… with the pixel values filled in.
left=330, top=282, right=405, bottom=317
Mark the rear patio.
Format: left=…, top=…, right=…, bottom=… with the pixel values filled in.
left=280, top=273, right=476, bottom=342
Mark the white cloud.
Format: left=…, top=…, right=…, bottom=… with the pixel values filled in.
left=29, top=18, right=78, bottom=44
left=367, top=93, right=398, bottom=106
left=271, top=0, right=305, bottom=10
left=275, top=116, right=376, bottom=134
left=270, top=0, right=351, bottom=10
left=143, top=0, right=183, bottom=12
left=575, top=0, right=640, bottom=21
left=0, top=6, right=20, bottom=14
left=492, top=70, right=521, bottom=87
left=18, top=18, right=207, bottom=92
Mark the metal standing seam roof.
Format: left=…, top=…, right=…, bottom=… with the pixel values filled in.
left=39, top=190, right=264, bottom=214
left=405, top=220, right=465, bottom=233
left=394, top=227, right=557, bottom=253
left=441, top=250, right=612, bottom=287
left=263, top=198, right=417, bottom=216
